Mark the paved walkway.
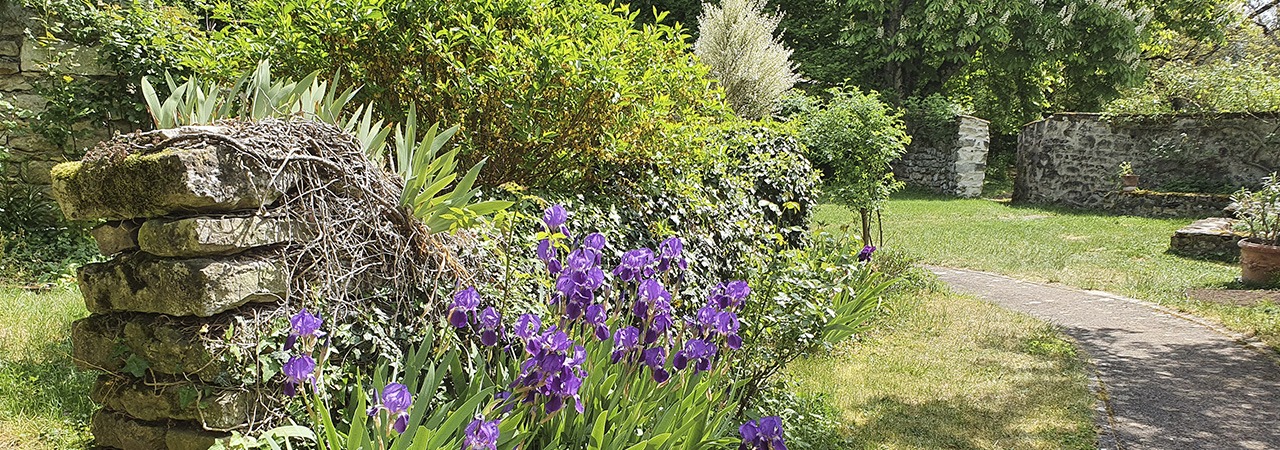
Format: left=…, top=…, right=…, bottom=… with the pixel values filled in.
left=929, top=266, right=1280, bottom=450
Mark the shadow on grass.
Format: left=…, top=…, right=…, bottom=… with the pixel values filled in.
left=0, top=336, right=96, bottom=447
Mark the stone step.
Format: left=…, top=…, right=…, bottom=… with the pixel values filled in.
left=52, top=129, right=291, bottom=220
left=91, top=410, right=228, bottom=450
left=1169, top=217, right=1243, bottom=261
left=79, top=254, right=286, bottom=317
left=91, top=376, right=253, bottom=430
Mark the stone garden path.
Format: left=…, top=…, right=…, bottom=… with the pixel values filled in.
left=928, top=266, right=1280, bottom=450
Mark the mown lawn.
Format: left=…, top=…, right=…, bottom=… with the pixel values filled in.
left=817, top=191, right=1280, bottom=349
left=0, top=286, right=95, bottom=449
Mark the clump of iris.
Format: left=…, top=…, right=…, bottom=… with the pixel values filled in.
left=449, top=204, right=759, bottom=419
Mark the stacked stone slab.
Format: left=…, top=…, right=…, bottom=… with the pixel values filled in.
left=894, top=115, right=990, bottom=198
left=1170, top=217, right=1244, bottom=262
left=51, top=128, right=311, bottom=450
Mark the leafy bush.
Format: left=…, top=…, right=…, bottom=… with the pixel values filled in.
left=694, top=0, right=799, bottom=119
left=1105, top=59, right=1280, bottom=114
left=1233, top=173, right=1280, bottom=246
left=0, top=185, right=98, bottom=283
left=901, top=94, right=966, bottom=149
left=175, top=0, right=731, bottom=190
left=797, top=87, right=909, bottom=243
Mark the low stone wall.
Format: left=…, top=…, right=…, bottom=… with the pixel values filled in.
left=53, top=128, right=309, bottom=450
left=1102, top=190, right=1233, bottom=218
left=1015, top=113, right=1280, bottom=210
left=895, top=115, right=990, bottom=198
left=1170, top=217, right=1242, bottom=262
left=2, top=3, right=120, bottom=195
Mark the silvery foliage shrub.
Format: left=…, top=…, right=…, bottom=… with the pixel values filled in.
left=694, top=0, right=800, bottom=119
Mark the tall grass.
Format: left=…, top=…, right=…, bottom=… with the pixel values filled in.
left=0, top=286, right=95, bottom=449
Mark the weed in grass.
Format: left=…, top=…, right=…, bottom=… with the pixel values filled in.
left=0, top=287, right=95, bottom=449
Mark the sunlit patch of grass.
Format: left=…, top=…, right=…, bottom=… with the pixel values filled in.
left=787, top=289, right=1096, bottom=450
left=814, top=192, right=1280, bottom=348
left=0, top=286, right=95, bottom=449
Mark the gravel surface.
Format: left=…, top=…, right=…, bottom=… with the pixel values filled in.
left=929, top=266, right=1280, bottom=450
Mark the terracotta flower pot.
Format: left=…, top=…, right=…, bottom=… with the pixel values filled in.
left=1238, top=238, right=1280, bottom=286
left=1121, top=174, right=1140, bottom=192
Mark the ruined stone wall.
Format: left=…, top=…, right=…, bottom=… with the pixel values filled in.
left=1015, top=113, right=1280, bottom=211
left=1102, top=190, right=1233, bottom=219
left=53, top=129, right=307, bottom=450
left=894, top=115, right=990, bottom=198
left=1, top=3, right=119, bottom=194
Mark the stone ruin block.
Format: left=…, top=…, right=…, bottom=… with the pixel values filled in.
left=92, top=376, right=253, bottom=430
left=1170, top=217, right=1243, bottom=262
left=92, top=220, right=143, bottom=256
left=72, top=313, right=230, bottom=382
left=138, top=215, right=313, bottom=257
left=91, top=410, right=229, bottom=450
left=79, top=253, right=286, bottom=317
left=51, top=129, right=292, bottom=221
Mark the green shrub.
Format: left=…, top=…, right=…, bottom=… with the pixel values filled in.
left=901, top=94, right=965, bottom=149
left=1105, top=59, right=1280, bottom=114
left=797, top=87, right=909, bottom=243
left=693, top=0, right=799, bottom=119
left=180, top=0, right=732, bottom=190
left=0, top=186, right=98, bottom=283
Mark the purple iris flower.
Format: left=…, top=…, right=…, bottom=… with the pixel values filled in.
left=554, top=248, right=606, bottom=321
left=857, top=245, right=876, bottom=262
left=513, top=314, right=541, bottom=340
left=656, top=236, right=687, bottom=272
left=739, top=416, right=787, bottom=450
left=285, top=308, right=324, bottom=351
left=536, top=239, right=562, bottom=275
left=673, top=339, right=717, bottom=373
left=450, top=287, right=481, bottom=328
left=585, top=304, right=610, bottom=341
left=614, top=248, right=655, bottom=283
left=543, top=204, right=567, bottom=229
left=642, top=346, right=670, bottom=383
left=584, top=232, right=606, bottom=250
left=479, top=307, right=502, bottom=346
left=514, top=327, right=587, bottom=416
left=282, top=355, right=316, bottom=397
left=464, top=417, right=501, bottom=450
left=611, top=326, right=641, bottom=363
left=368, top=382, right=413, bottom=433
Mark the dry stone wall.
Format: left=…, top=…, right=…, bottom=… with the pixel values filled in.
left=2, top=3, right=121, bottom=195
left=1015, top=113, right=1280, bottom=212
left=894, top=115, right=990, bottom=198
left=53, top=128, right=311, bottom=450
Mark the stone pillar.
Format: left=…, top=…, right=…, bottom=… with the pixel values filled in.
left=895, top=115, right=990, bottom=198
left=52, top=128, right=310, bottom=450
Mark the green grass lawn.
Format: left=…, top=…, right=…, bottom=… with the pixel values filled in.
left=786, top=276, right=1096, bottom=449
left=0, top=286, right=95, bottom=449
left=818, top=190, right=1280, bottom=349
